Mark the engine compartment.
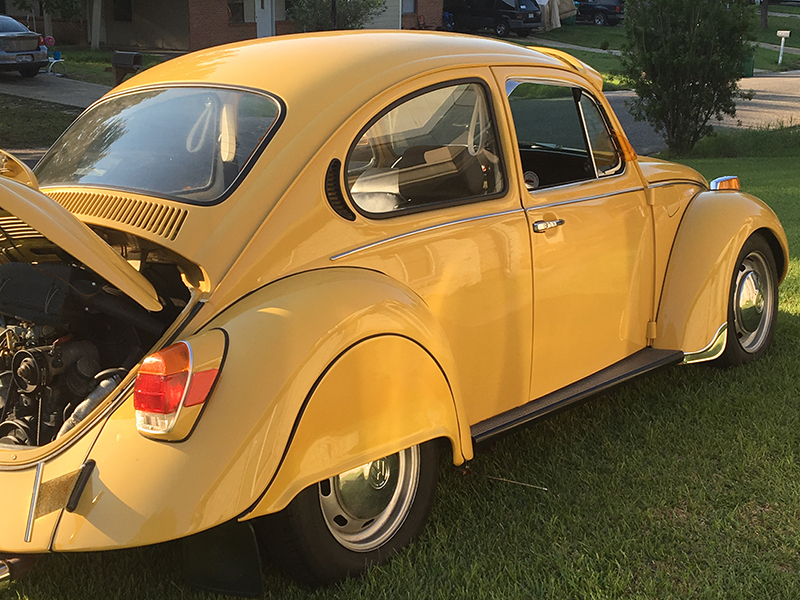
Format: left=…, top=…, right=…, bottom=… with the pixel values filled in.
left=0, top=228, right=192, bottom=448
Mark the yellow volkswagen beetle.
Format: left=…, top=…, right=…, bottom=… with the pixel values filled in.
left=0, top=31, right=787, bottom=595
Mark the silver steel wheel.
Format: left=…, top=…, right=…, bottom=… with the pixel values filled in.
left=733, top=250, right=775, bottom=353
left=318, top=446, right=420, bottom=552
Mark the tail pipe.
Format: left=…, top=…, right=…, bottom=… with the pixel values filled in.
left=0, top=554, right=40, bottom=583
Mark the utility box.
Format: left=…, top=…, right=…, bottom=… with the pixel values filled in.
left=111, top=51, right=143, bottom=86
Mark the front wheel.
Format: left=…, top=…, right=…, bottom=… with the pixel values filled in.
left=257, top=441, right=440, bottom=585
left=718, top=234, right=778, bottom=367
left=593, top=12, right=607, bottom=25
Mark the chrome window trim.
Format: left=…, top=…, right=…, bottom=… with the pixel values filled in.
left=525, top=186, right=644, bottom=212
left=330, top=208, right=524, bottom=261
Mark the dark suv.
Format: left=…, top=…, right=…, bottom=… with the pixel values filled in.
left=575, top=0, right=623, bottom=26
left=444, top=0, right=542, bottom=37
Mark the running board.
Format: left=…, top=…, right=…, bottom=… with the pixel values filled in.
left=471, top=348, right=684, bottom=443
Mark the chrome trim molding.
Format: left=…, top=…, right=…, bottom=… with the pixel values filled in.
left=648, top=179, right=706, bottom=189
left=0, top=559, right=10, bottom=582
left=24, top=462, right=44, bottom=543
left=682, top=323, right=728, bottom=364
left=330, top=208, right=524, bottom=261
left=526, top=187, right=644, bottom=212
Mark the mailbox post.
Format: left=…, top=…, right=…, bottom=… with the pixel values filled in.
left=778, top=30, right=791, bottom=65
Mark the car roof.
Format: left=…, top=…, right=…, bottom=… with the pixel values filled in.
left=114, top=30, right=596, bottom=102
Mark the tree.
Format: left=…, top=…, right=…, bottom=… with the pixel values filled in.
left=760, top=0, right=768, bottom=30
left=287, top=0, right=387, bottom=32
left=620, top=0, right=756, bottom=155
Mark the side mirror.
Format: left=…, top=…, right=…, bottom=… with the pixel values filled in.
left=0, top=150, right=39, bottom=190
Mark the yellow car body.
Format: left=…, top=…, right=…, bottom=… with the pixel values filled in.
left=0, top=31, right=787, bottom=593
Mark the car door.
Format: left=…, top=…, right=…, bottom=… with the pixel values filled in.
left=492, top=69, right=654, bottom=400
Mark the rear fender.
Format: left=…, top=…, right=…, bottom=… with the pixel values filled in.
left=654, top=191, right=787, bottom=354
left=247, top=333, right=459, bottom=517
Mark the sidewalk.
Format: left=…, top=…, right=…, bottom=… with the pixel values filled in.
left=0, top=71, right=110, bottom=109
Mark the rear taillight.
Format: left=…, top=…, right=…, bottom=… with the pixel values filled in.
left=39, top=36, right=44, bottom=46
left=134, top=332, right=225, bottom=438
left=615, top=5, right=620, bottom=12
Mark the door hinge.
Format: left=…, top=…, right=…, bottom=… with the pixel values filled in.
left=647, top=321, right=657, bottom=340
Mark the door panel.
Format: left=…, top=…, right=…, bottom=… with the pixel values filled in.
left=491, top=68, right=653, bottom=400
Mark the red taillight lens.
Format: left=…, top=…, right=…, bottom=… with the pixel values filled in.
left=39, top=36, right=44, bottom=46
left=134, top=343, right=190, bottom=415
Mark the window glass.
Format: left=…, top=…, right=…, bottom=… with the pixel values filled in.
left=346, top=83, right=504, bottom=216
left=507, top=81, right=594, bottom=190
left=579, top=95, right=621, bottom=176
left=35, top=87, right=280, bottom=204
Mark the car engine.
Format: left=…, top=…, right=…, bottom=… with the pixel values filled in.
left=0, top=260, right=185, bottom=447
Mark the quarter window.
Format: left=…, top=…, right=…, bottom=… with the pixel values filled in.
left=506, top=80, right=621, bottom=191
left=346, top=82, right=504, bottom=216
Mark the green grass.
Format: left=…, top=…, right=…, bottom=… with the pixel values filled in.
left=771, top=4, right=800, bottom=15
left=2, top=130, right=800, bottom=598
left=536, top=22, right=627, bottom=50
left=0, top=94, right=80, bottom=148
left=754, top=14, right=800, bottom=48
left=54, top=47, right=163, bottom=87
left=754, top=45, right=800, bottom=71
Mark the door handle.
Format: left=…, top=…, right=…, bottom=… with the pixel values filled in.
left=532, top=218, right=565, bottom=233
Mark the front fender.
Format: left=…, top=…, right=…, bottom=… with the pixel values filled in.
left=654, top=190, right=788, bottom=354
left=53, top=267, right=469, bottom=551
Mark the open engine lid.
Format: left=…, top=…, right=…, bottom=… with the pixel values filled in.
left=0, top=177, right=162, bottom=312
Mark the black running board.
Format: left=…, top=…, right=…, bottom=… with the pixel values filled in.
left=471, top=348, right=684, bottom=443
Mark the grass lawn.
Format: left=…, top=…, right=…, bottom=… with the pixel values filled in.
left=2, top=124, right=800, bottom=598
left=535, top=22, right=627, bottom=50
left=0, top=94, right=81, bottom=148
left=754, top=14, right=800, bottom=48
left=772, top=4, right=800, bottom=14
left=54, top=48, right=164, bottom=87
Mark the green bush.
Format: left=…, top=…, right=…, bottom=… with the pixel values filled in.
left=621, top=0, right=756, bottom=156
left=287, top=0, right=387, bottom=32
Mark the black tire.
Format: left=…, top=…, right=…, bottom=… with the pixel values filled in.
left=19, top=67, right=38, bottom=78
left=593, top=12, right=607, bottom=26
left=718, top=233, right=778, bottom=367
left=495, top=19, right=510, bottom=37
left=257, top=440, right=440, bottom=585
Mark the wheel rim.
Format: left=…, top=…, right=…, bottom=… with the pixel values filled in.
left=733, top=250, right=775, bottom=353
left=594, top=13, right=604, bottom=25
left=496, top=23, right=507, bottom=35
left=319, top=446, right=420, bottom=552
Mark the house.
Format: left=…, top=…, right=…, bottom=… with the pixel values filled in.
left=1, top=0, right=444, bottom=52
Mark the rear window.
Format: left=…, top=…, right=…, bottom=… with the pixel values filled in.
left=35, top=87, right=281, bottom=204
left=0, top=17, right=30, bottom=33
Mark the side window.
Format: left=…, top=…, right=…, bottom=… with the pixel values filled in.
left=580, top=95, right=622, bottom=176
left=345, top=82, right=504, bottom=217
left=506, top=80, right=622, bottom=191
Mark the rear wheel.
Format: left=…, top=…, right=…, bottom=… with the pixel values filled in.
left=718, top=234, right=778, bottom=367
left=593, top=12, right=607, bottom=25
left=257, top=440, right=440, bottom=585
left=18, top=66, right=38, bottom=78
left=495, top=19, right=510, bottom=37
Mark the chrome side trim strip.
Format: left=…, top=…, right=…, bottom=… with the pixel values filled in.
left=0, top=559, right=10, bottom=582
left=24, top=462, right=44, bottom=543
left=648, top=179, right=706, bottom=189
left=330, top=208, right=524, bottom=261
left=682, top=323, right=728, bottom=364
left=525, top=187, right=644, bottom=212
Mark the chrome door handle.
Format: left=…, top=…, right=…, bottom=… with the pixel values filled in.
left=532, top=218, right=565, bottom=233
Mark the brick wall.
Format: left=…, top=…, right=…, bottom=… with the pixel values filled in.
left=401, top=0, right=443, bottom=29
left=188, top=0, right=257, bottom=51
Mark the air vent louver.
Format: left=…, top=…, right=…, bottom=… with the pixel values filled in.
left=46, top=191, right=187, bottom=241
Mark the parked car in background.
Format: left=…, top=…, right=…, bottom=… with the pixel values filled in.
left=575, top=0, right=624, bottom=25
left=445, top=0, right=542, bottom=36
left=0, top=15, right=47, bottom=77
left=0, top=31, right=787, bottom=596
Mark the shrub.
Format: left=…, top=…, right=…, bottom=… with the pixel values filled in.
left=620, top=0, right=756, bottom=156
left=287, top=0, right=387, bottom=32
